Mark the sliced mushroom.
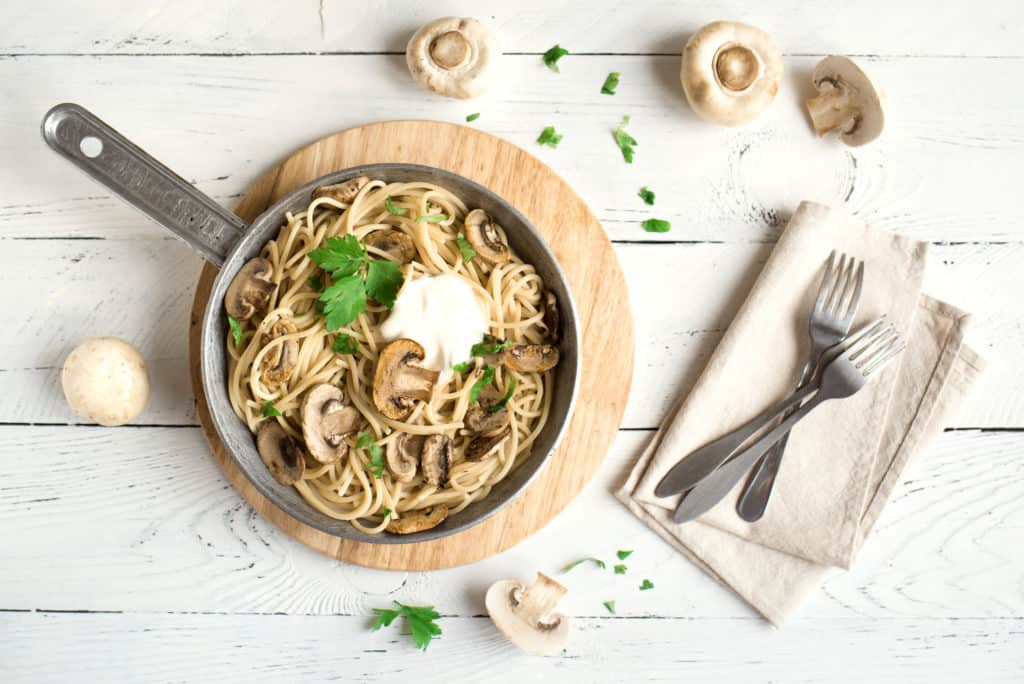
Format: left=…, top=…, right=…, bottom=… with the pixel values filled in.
left=501, top=344, right=560, bottom=373
left=365, top=229, right=417, bottom=264
left=466, top=425, right=511, bottom=461
left=806, top=56, right=885, bottom=147
left=225, top=257, right=275, bottom=321
left=372, top=339, right=441, bottom=420
left=406, top=17, right=496, bottom=99
left=387, top=432, right=425, bottom=483
left=259, top=318, right=299, bottom=389
left=464, top=209, right=510, bottom=264
left=300, top=384, right=364, bottom=464
left=420, top=434, right=451, bottom=487
left=256, top=420, right=305, bottom=485
left=680, top=21, right=783, bottom=126
left=486, top=573, right=571, bottom=656
left=465, top=387, right=510, bottom=436
left=386, top=504, right=449, bottom=534
left=312, top=176, right=370, bottom=204
left=542, top=291, right=560, bottom=342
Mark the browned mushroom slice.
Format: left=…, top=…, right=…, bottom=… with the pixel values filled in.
left=420, top=434, right=451, bottom=487
left=256, top=420, right=305, bottom=485
left=300, top=384, right=364, bottom=464
left=312, top=176, right=370, bottom=204
left=372, top=339, right=441, bottom=420
left=465, top=387, right=510, bottom=437
left=501, top=344, right=560, bottom=373
left=466, top=425, right=511, bottom=461
left=365, top=229, right=417, bottom=264
left=542, top=291, right=560, bottom=343
left=386, top=504, right=449, bottom=534
left=464, top=209, right=510, bottom=264
left=225, top=257, right=275, bottom=321
left=387, top=432, right=425, bottom=483
left=259, top=318, right=299, bottom=388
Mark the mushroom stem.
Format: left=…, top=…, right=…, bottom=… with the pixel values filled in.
left=715, top=43, right=759, bottom=91
left=806, top=82, right=859, bottom=137
left=517, top=573, right=566, bottom=624
left=430, top=30, right=470, bottom=68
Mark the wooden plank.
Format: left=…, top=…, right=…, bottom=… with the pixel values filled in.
left=5, top=55, right=1024, bottom=243
left=3, top=0, right=1023, bottom=57
left=0, top=238, right=1016, bottom=427
left=1, top=426, right=1021, bottom=620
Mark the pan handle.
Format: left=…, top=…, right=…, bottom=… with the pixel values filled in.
left=40, top=103, right=246, bottom=267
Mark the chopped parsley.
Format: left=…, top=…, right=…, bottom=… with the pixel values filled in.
left=371, top=601, right=443, bottom=651
left=470, top=365, right=495, bottom=403
left=333, top=333, right=360, bottom=355
left=639, top=579, right=654, bottom=591
left=641, top=218, right=671, bottom=233
left=603, top=600, right=616, bottom=614
left=617, top=550, right=633, bottom=560
left=308, top=234, right=404, bottom=330
left=614, top=564, right=627, bottom=575
left=465, top=112, right=481, bottom=122
left=357, top=433, right=385, bottom=478
left=542, top=44, right=569, bottom=72
left=638, top=186, right=655, bottom=205
left=452, top=361, right=472, bottom=373
left=226, top=314, right=243, bottom=348
left=261, top=400, right=281, bottom=418
left=471, top=337, right=511, bottom=357
left=416, top=213, right=449, bottom=223
left=537, top=126, right=563, bottom=148
left=385, top=196, right=406, bottom=216
left=613, top=115, right=637, bottom=163
left=561, top=557, right=606, bottom=573
left=600, top=71, right=620, bottom=95
left=489, top=380, right=517, bottom=413
left=456, top=233, right=477, bottom=262
left=382, top=507, right=392, bottom=517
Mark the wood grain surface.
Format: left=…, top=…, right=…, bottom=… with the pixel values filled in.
left=188, top=120, right=634, bottom=569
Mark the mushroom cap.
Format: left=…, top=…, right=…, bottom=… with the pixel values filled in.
left=406, top=17, right=497, bottom=99
left=808, top=55, right=885, bottom=147
left=501, top=344, right=560, bottom=373
left=61, top=337, right=150, bottom=427
left=464, top=209, right=510, bottom=264
left=256, top=420, right=305, bottom=485
left=680, top=20, right=783, bottom=126
left=372, top=339, right=441, bottom=420
left=365, top=229, right=417, bottom=264
left=467, top=425, right=512, bottom=461
left=312, top=176, right=370, bottom=204
left=486, top=573, right=570, bottom=656
left=259, top=318, right=299, bottom=389
left=386, top=504, right=449, bottom=534
left=420, top=434, right=451, bottom=487
left=225, top=257, right=275, bottom=321
left=542, top=291, right=560, bottom=343
left=387, top=432, right=424, bottom=482
left=300, top=384, right=364, bottom=464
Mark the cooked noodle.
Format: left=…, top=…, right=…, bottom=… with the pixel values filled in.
left=225, top=179, right=554, bottom=534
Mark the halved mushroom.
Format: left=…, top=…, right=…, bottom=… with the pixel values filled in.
left=256, top=420, right=305, bottom=485
left=225, top=257, right=275, bottom=321
left=386, top=504, right=449, bottom=534
left=406, top=17, right=496, bottom=99
left=501, top=344, right=560, bottom=373
left=464, top=209, right=510, bottom=264
left=805, top=56, right=885, bottom=147
left=420, top=434, right=451, bottom=487
left=300, top=384, right=364, bottom=464
left=486, top=573, right=571, bottom=656
left=365, top=229, right=417, bottom=264
left=680, top=21, right=783, bottom=126
left=259, top=318, right=299, bottom=389
left=387, top=432, right=425, bottom=483
left=372, top=339, right=441, bottom=420
left=542, top=291, right=560, bottom=342
left=467, top=425, right=511, bottom=461
left=312, top=176, right=370, bottom=204
left=465, top=387, right=510, bottom=437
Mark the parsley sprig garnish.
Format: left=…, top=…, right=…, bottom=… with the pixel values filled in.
left=371, top=601, right=443, bottom=651
left=601, top=71, right=620, bottom=95
left=537, top=126, right=563, bottom=148
left=542, top=45, right=569, bottom=72
left=333, top=333, right=360, bottom=355
left=471, top=337, right=511, bottom=357
left=227, top=314, right=243, bottom=347
left=357, top=432, right=385, bottom=478
left=613, top=115, right=637, bottom=163
left=562, top=557, right=606, bottom=573
left=470, top=365, right=495, bottom=403
left=308, top=234, right=404, bottom=331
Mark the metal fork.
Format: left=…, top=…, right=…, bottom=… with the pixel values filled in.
left=736, top=251, right=865, bottom=521
left=670, top=317, right=905, bottom=524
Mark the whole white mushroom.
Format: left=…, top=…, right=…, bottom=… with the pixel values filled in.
left=406, top=17, right=496, bottom=99
left=61, top=337, right=150, bottom=426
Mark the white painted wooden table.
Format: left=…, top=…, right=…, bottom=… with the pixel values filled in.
left=2, top=2, right=1022, bottom=681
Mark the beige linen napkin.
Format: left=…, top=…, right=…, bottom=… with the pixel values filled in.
left=617, top=201, right=985, bottom=624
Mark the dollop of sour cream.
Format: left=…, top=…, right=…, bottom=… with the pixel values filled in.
left=379, top=274, right=489, bottom=377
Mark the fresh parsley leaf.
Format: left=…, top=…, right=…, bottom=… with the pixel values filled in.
left=601, top=71, right=620, bottom=95
left=471, top=337, right=511, bottom=357
left=307, top=276, right=323, bottom=292
left=333, top=333, right=360, bottom=355
left=372, top=602, right=443, bottom=651
left=562, top=557, right=606, bottom=573
left=638, top=186, right=655, bottom=206
left=617, top=550, right=633, bottom=560
left=456, top=233, right=477, bottom=262
left=603, top=600, right=616, bottom=614
left=614, top=564, right=627, bottom=575
left=372, top=607, right=401, bottom=629
left=537, top=126, right=563, bottom=148
left=470, top=365, right=495, bottom=403
left=466, top=112, right=481, bottom=122
left=320, top=274, right=367, bottom=331
left=357, top=432, right=385, bottom=478
left=356, top=433, right=374, bottom=449
left=452, top=361, right=472, bottom=373
left=364, top=259, right=403, bottom=308
left=613, top=116, right=637, bottom=163
left=385, top=196, right=407, bottom=216
left=639, top=579, right=654, bottom=591
left=261, top=400, right=281, bottom=417
left=489, top=379, right=517, bottom=413
left=308, top=234, right=365, bottom=279
left=641, top=218, right=671, bottom=233
left=226, top=314, right=243, bottom=348
left=543, top=44, right=569, bottom=72
left=415, top=213, right=449, bottom=223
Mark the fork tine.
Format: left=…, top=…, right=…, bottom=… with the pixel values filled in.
left=863, top=339, right=906, bottom=376
left=824, top=253, right=848, bottom=316
left=856, top=330, right=899, bottom=369
left=843, top=317, right=889, bottom=357
left=839, top=260, right=865, bottom=326
left=812, top=250, right=837, bottom=315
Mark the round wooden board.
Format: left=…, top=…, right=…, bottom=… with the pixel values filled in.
left=188, top=120, right=633, bottom=570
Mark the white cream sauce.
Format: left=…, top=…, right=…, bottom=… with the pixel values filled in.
left=379, top=274, right=490, bottom=377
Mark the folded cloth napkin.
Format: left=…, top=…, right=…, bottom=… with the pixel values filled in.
left=616, top=201, right=985, bottom=625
